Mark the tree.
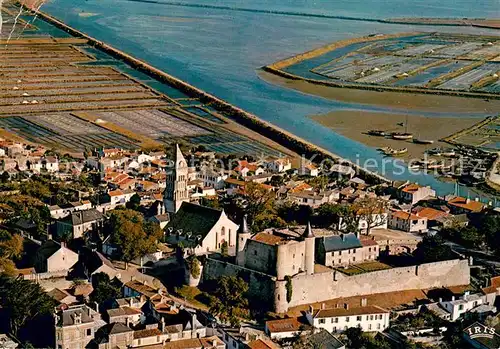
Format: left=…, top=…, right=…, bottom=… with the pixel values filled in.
left=220, top=241, right=229, bottom=257
left=185, top=255, right=201, bottom=279
left=244, top=182, right=276, bottom=224
left=89, top=272, right=121, bottom=306
left=209, top=276, right=249, bottom=326
left=126, top=193, right=141, bottom=211
left=307, top=175, right=329, bottom=190
left=108, top=210, right=162, bottom=268
left=414, top=235, right=455, bottom=263
left=352, top=197, right=388, bottom=234
left=315, top=203, right=346, bottom=228
left=269, top=175, right=285, bottom=187
left=0, top=232, right=23, bottom=276
left=0, top=276, right=56, bottom=336
left=482, top=215, right=500, bottom=254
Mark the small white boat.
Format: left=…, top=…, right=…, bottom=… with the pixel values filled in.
left=392, top=132, right=413, bottom=140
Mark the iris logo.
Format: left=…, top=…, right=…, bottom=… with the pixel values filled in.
left=464, top=322, right=497, bottom=340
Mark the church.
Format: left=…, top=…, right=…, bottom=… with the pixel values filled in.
left=163, top=145, right=238, bottom=255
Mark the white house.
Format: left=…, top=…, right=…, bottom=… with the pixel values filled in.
left=399, top=183, right=436, bottom=205
left=288, top=190, right=339, bottom=208
left=306, top=304, right=390, bottom=333
left=299, top=163, right=319, bottom=177
left=439, top=292, right=486, bottom=321
left=108, top=189, right=136, bottom=207
left=56, top=209, right=105, bottom=240
left=165, top=202, right=238, bottom=255
left=265, top=317, right=310, bottom=340
left=389, top=210, right=428, bottom=233
left=44, top=156, right=59, bottom=172
left=196, top=168, right=228, bottom=189
left=34, top=241, right=78, bottom=274
left=28, top=157, right=43, bottom=173
left=265, top=157, right=292, bottom=173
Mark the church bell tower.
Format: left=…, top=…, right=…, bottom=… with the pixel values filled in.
left=164, top=144, right=189, bottom=214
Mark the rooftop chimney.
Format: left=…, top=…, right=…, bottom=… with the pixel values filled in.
left=361, top=298, right=367, bottom=307
left=344, top=303, right=349, bottom=310
left=341, top=234, right=345, bottom=241
left=309, top=305, right=314, bottom=314
left=321, top=303, right=326, bottom=310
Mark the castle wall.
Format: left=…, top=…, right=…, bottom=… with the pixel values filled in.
left=204, top=257, right=276, bottom=308
left=275, top=259, right=470, bottom=313
left=276, top=240, right=307, bottom=279
left=244, top=240, right=277, bottom=276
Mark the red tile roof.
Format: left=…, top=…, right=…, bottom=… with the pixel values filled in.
left=314, top=305, right=389, bottom=318
left=402, top=183, right=421, bottom=193
left=413, top=207, right=448, bottom=221
left=252, top=233, right=286, bottom=245
left=447, top=196, right=484, bottom=212
left=247, top=339, right=280, bottom=349
left=266, top=317, right=304, bottom=333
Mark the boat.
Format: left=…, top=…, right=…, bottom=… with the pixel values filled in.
left=392, top=114, right=413, bottom=140
left=413, top=138, right=434, bottom=144
left=368, top=130, right=386, bottom=137
left=384, top=147, right=408, bottom=156
left=392, top=132, right=413, bottom=140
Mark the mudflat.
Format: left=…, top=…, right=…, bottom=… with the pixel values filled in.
left=310, top=110, right=481, bottom=160
left=260, top=71, right=500, bottom=114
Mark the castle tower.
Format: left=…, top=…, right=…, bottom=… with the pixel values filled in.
left=236, top=214, right=251, bottom=266
left=303, top=221, right=315, bottom=275
left=164, top=144, right=189, bottom=214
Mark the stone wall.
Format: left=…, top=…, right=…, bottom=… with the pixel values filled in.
left=203, top=257, right=276, bottom=308
left=275, top=259, right=470, bottom=312
left=244, top=240, right=277, bottom=276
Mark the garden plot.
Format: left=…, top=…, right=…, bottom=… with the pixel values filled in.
left=356, top=58, right=435, bottom=84
left=437, top=63, right=499, bottom=90
left=463, top=43, right=500, bottom=60
left=430, top=42, right=483, bottom=58
left=0, top=92, right=154, bottom=106
left=0, top=80, right=138, bottom=91
left=0, top=85, right=146, bottom=98
left=319, top=55, right=406, bottom=81
left=393, top=60, right=470, bottom=87
left=0, top=116, right=139, bottom=151
left=395, top=43, right=447, bottom=56
left=188, top=133, right=284, bottom=157
left=0, top=99, right=168, bottom=115
left=313, top=53, right=371, bottom=75
left=91, top=109, right=211, bottom=139
left=23, top=113, right=112, bottom=136
left=479, top=80, right=500, bottom=93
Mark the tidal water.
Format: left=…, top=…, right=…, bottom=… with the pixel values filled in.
left=42, top=0, right=500, bottom=198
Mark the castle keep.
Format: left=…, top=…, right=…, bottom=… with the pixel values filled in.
left=204, top=219, right=471, bottom=313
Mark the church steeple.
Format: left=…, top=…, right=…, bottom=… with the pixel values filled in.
left=303, top=221, right=314, bottom=238
left=238, top=214, right=249, bottom=234
left=164, top=144, right=189, bottom=214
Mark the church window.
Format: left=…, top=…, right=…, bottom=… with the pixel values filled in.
left=254, top=250, right=257, bottom=256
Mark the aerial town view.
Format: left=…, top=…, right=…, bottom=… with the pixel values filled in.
left=0, top=0, right=499, bottom=348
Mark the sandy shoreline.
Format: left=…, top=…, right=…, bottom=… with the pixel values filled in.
left=311, top=110, right=481, bottom=161
left=260, top=71, right=500, bottom=114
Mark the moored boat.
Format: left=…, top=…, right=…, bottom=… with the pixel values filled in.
left=392, top=132, right=413, bottom=140
left=368, top=130, right=386, bottom=136
left=384, top=147, right=408, bottom=156
left=413, top=138, right=434, bottom=144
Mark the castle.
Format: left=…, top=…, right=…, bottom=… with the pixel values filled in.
left=204, top=217, right=471, bottom=313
